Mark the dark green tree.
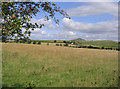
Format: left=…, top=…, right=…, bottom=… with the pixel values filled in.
left=0, top=1, right=70, bottom=42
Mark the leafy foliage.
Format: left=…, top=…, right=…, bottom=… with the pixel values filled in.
left=0, top=1, right=70, bottom=42
left=33, top=41, right=36, bottom=44
left=38, top=41, right=41, bottom=44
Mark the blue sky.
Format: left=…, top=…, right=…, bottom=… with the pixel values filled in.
left=30, top=2, right=118, bottom=41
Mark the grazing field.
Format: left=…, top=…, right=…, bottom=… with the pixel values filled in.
left=2, top=43, right=118, bottom=87
left=78, top=40, right=118, bottom=49
left=31, top=40, right=70, bottom=43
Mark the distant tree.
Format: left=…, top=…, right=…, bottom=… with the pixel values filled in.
left=101, top=47, right=104, bottom=49
left=47, top=42, right=49, bottom=45
left=63, top=41, right=66, bottom=43
left=27, top=40, right=31, bottom=44
left=15, top=39, right=19, bottom=43
left=64, top=43, right=68, bottom=46
left=38, top=41, right=41, bottom=44
left=0, top=1, right=70, bottom=42
left=33, top=41, right=36, bottom=44
left=54, top=40, right=56, bottom=43
left=56, top=44, right=59, bottom=46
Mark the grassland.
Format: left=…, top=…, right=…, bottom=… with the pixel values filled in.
left=2, top=43, right=118, bottom=87
left=31, top=40, right=70, bottom=43
left=77, top=40, right=118, bottom=49
left=6, top=39, right=119, bottom=49
left=31, top=39, right=119, bottom=49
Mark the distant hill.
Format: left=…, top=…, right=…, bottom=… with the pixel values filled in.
left=72, top=38, right=86, bottom=42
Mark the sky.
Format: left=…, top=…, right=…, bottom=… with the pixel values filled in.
left=28, top=1, right=118, bottom=41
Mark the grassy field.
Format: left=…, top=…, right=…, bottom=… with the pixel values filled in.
left=78, top=40, right=118, bottom=49
left=31, top=40, right=119, bottom=49
left=31, top=40, right=70, bottom=43
left=6, top=39, right=119, bottom=49
left=2, top=43, right=118, bottom=87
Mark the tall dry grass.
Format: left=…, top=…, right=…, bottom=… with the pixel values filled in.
left=2, top=43, right=118, bottom=87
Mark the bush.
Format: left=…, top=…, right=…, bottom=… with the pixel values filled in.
left=81, top=46, right=87, bottom=48
left=4, top=41, right=8, bottom=43
left=64, top=43, right=68, bottom=46
left=78, top=46, right=81, bottom=48
left=87, top=45, right=94, bottom=48
left=101, top=47, right=104, bottom=49
left=22, top=40, right=26, bottom=43
left=116, top=48, right=120, bottom=51
left=56, top=44, right=59, bottom=46
left=20, top=41, right=22, bottom=43
left=54, top=40, right=56, bottom=43
left=105, top=48, right=108, bottom=50
left=15, top=39, right=19, bottom=43
left=38, top=41, right=41, bottom=45
left=47, top=43, right=49, bottom=45
left=63, top=41, right=66, bottom=43
left=60, top=44, right=62, bottom=46
left=27, top=41, right=31, bottom=44
left=33, top=41, right=36, bottom=44
left=75, top=46, right=78, bottom=48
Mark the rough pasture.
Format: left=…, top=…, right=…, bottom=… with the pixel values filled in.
left=2, top=43, right=118, bottom=87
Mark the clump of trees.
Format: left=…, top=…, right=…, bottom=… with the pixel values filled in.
left=38, top=41, right=41, bottom=45
left=64, top=43, right=68, bottom=46
left=27, top=40, right=31, bottom=44
left=47, top=43, right=49, bottom=45
left=33, top=41, right=36, bottom=44
left=63, top=41, right=66, bottom=43
left=54, top=40, right=56, bottom=43
left=56, top=44, right=59, bottom=46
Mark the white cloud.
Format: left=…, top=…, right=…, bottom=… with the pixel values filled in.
left=68, top=2, right=118, bottom=17
left=31, top=28, right=47, bottom=35
left=80, top=32, right=118, bottom=41
left=43, top=0, right=119, bottom=2
left=62, top=18, right=118, bottom=34
left=29, top=17, right=118, bottom=40
left=76, top=0, right=119, bottom=2
left=31, top=30, right=78, bottom=40
left=30, top=18, right=59, bottom=30
left=29, top=17, right=118, bottom=41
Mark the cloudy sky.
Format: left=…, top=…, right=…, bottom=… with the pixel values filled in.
left=29, top=1, right=118, bottom=41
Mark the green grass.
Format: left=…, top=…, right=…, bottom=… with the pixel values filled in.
left=78, top=40, right=118, bottom=49
left=5, top=39, right=119, bottom=49
left=2, top=43, right=118, bottom=87
left=31, top=40, right=70, bottom=43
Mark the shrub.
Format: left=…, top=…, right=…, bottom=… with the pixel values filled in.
left=101, top=47, right=104, bottom=49
left=54, top=40, right=56, bottom=43
left=20, top=40, right=22, bottom=43
left=60, top=44, right=62, bottom=46
left=56, top=44, right=59, bottom=46
left=116, top=48, right=120, bottom=51
left=27, top=41, right=31, bottom=44
left=105, top=48, right=108, bottom=50
left=22, top=40, right=26, bottom=43
left=38, top=41, right=41, bottom=45
left=33, top=41, right=36, bottom=44
left=15, top=39, right=19, bottom=43
left=87, top=45, right=94, bottom=49
left=63, top=41, right=66, bottom=43
left=81, top=46, right=87, bottom=48
left=47, top=43, right=49, bottom=45
left=78, top=46, right=81, bottom=48
left=64, top=43, right=68, bottom=46
left=4, top=41, right=7, bottom=43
